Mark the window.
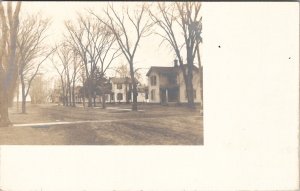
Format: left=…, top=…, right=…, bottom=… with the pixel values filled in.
left=150, top=76, right=157, bottom=86
left=117, top=93, right=123, bottom=100
left=111, top=93, right=114, bottom=100
left=117, top=84, right=122, bottom=89
left=168, top=74, right=177, bottom=85
left=151, top=90, right=155, bottom=100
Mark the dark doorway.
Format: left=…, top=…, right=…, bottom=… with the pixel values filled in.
left=160, top=88, right=167, bottom=104
left=168, top=87, right=179, bottom=102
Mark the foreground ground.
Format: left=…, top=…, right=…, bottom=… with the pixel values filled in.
left=0, top=103, right=203, bottom=145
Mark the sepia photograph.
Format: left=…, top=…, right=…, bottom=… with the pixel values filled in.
left=0, top=1, right=203, bottom=145
left=0, top=1, right=299, bottom=191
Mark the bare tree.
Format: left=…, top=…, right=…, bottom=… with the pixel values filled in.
left=0, top=1, right=22, bottom=126
left=70, top=50, right=81, bottom=107
left=150, top=2, right=202, bottom=108
left=90, top=3, right=153, bottom=111
left=52, top=55, right=67, bottom=106
left=114, top=62, right=144, bottom=81
left=64, top=17, right=92, bottom=106
left=29, top=74, right=51, bottom=104
left=55, top=43, right=81, bottom=107
left=56, top=43, right=73, bottom=106
left=17, top=14, right=54, bottom=113
left=79, top=15, right=121, bottom=109
left=65, top=13, right=121, bottom=108
left=79, top=66, right=87, bottom=108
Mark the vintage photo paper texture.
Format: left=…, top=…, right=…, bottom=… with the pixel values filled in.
left=0, top=2, right=299, bottom=191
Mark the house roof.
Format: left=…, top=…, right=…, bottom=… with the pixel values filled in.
left=146, top=67, right=178, bottom=77
left=110, top=77, right=139, bottom=84
left=146, top=64, right=199, bottom=77
left=160, top=84, right=179, bottom=89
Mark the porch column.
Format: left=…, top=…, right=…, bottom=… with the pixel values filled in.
left=166, top=89, right=168, bottom=103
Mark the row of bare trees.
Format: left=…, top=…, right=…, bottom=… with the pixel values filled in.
left=0, top=1, right=202, bottom=126
left=53, top=2, right=202, bottom=111
left=89, top=3, right=154, bottom=111
left=0, top=2, right=56, bottom=126
left=52, top=14, right=121, bottom=109
left=95, top=2, right=202, bottom=110
left=150, top=2, right=202, bottom=108
left=17, top=13, right=54, bottom=113
left=62, top=14, right=121, bottom=109
left=52, top=43, right=81, bottom=107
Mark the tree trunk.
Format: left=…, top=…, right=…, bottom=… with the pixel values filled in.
left=196, top=46, right=203, bottom=110
left=20, top=74, right=27, bottom=114
left=102, top=94, right=106, bottom=109
left=6, top=6, right=20, bottom=108
left=125, top=83, right=129, bottom=104
left=82, top=89, right=86, bottom=108
left=129, top=61, right=137, bottom=111
left=82, top=96, right=86, bottom=108
left=87, top=79, right=93, bottom=107
left=88, top=91, right=93, bottom=107
left=68, top=85, right=72, bottom=107
left=61, top=95, right=64, bottom=106
left=72, top=83, right=76, bottom=107
left=93, top=96, right=96, bottom=107
left=67, top=87, right=70, bottom=106
left=16, top=79, right=19, bottom=112
left=177, top=56, right=189, bottom=105
left=8, top=94, right=14, bottom=107
left=0, top=1, right=22, bottom=127
left=186, top=47, right=195, bottom=108
left=21, top=95, right=26, bottom=114
left=0, top=91, right=11, bottom=127
left=60, top=77, right=65, bottom=106
left=65, top=90, right=68, bottom=106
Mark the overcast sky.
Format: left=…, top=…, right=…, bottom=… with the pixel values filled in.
left=20, top=1, right=184, bottom=85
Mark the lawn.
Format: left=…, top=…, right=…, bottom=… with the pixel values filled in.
left=0, top=103, right=203, bottom=145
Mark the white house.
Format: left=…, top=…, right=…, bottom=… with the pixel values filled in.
left=108, top=77, right=147, bottom=103
left=146, top=60, right=202, bottom=105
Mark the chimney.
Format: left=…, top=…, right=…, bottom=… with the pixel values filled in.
left=174, top=59, right=178, bottom=67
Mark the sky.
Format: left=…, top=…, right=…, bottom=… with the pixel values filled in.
left=20, top=1, right=183, bottom=85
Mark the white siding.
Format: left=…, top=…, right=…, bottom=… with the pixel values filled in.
left=111, top=81, right=146, bottom=103
left=178, top=70, right=202, bottom=104
left=148, top=72, right=160, bottom=103
left=147, top=68, right=202, bottom=104
left=111, top=82, right=127, bottom=102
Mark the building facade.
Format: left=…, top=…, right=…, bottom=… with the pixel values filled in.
left=146, top=61, right=202, bottom=105
left=108, top=77, right=147, bottom=103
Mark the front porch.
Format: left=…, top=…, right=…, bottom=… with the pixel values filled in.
left=159, top=85, right=179, bottom=105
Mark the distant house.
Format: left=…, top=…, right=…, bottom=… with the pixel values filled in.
left=137, top=84, right=148, bottom=103
left=52, top=78, right=147, bottom=105
left=146, top=60, right=202, bottom=105
left=108, top=77, right=147, bottom=103
left=49, top=88, right=61, bottom=103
